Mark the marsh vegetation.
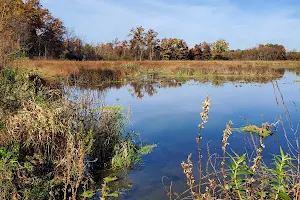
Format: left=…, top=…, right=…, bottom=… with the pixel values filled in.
left=0, top=68, right=155, bottom=199
left=1, top=63, right=300, bottom=199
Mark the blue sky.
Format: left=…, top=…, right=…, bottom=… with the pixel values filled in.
left=41, top=0, right=300, bottom=50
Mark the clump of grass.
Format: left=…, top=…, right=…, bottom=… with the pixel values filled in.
left=111, top=133, right=157, bottom=170
left=0, top=68, right=96, bottom=199
left=239, top=124, right=272, bottom=137
left=120, top=63, right=141, bottom=72
left=100, top=176, right=119, bottom=200
left=69, top=68, right=124, bottom=87
left=232, top=122, right=279, bottom=149
left=0, top=68, right=155, bottom=199
left=175, top=67, right=195, bottom=78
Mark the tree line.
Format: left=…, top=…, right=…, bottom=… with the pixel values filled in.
left=77, top=27, right=300, bottom=61
left=1, top=0, right=300, bottom=67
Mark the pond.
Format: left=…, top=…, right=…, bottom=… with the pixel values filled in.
left=71, top=71, right=300, bottom=199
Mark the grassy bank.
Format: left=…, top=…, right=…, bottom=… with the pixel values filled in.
left=0, top=68, right=155, bottom=199
left=17, top=60, right=300, bottom=83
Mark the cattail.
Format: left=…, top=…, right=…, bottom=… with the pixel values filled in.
left=222, top=120, right=233, bottom=151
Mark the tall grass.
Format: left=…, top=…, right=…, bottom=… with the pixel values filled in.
left=0, top=68, right=155, bottom=199
left=18, top=60, right=296, bottom=83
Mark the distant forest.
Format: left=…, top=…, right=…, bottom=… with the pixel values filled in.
left=1, top=0, right=300, bottom=65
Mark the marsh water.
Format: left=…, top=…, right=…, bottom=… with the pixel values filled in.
left=71, top=71, right=300, bottom=200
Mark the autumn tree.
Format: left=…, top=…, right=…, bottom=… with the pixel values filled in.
left=202, top=41, right=212, bottom=60
left=95, top=42, right=119, bottom=60
left=286, top=50, right=300, bottom=60
left=175, top=39, right=189, bottom=60
left=64, top=37, right=84, bottom=60
left=0, top=0, right=28, bottom=67
left=160, top=38, right=171, bottom=60
left=112, top=37, right=123, bottom=58
left=82, top=44, right=96, bottom=60
left=160, top=38, right=189, bottom=60
left=192, top=44, right=203, bottom=60
left=263, top=44, right=286, bottom=60
left=145, top=29, right=159, bottom=60
left=187, top=49, right=195, bottom=60
left=229, top=49, right=244, bottom=60
left=229, top=43, right=288, bottom=61
left=120, top=40, right=132, bottom=59
left=23, top=0, right=65, bottom=59
left=128, top=26, right=146, bottom=61
left=40, top=17, right=65, bottom=58
left=211, top=39, right=229, bottom=60
left=63, top=29, right=75, bottom=58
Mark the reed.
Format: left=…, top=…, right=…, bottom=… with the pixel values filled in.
left=17, top=60, right=298, bottom=83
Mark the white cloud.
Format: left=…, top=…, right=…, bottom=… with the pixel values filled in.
left=41, top=0, right=300, bottom=50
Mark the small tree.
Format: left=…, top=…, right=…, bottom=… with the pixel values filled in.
left=202, top=41, right=212, bottom=60
left=145, top=29, right=159, bottom=60
left=211, top=39, right=229, bottom=60
left=128, top=26, right=146, bottom=61
left=192, top=44, right=203, bottom=60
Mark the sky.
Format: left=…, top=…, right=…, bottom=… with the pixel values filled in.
left=40, top=0, right=300, bottom=50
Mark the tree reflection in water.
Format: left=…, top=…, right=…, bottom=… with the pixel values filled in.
left=67, top=68, right=286, bottom=99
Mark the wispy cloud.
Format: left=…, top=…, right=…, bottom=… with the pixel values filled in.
left=41, top=0, right=300, bottom=50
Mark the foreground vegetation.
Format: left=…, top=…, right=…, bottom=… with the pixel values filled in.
left=165, top=95, right=300, bottom=200
left=0, top=68, right=155, bottom=199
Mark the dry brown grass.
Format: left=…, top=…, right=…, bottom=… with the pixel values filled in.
left=0, top=68, right=134, bottom=199
left=16, top=60, right=300, bottom=82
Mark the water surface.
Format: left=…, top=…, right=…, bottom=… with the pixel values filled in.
left=73, top=72, right=300, bottom=199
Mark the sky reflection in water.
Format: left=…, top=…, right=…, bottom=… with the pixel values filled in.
left=75, top=72, right=300, bottom=200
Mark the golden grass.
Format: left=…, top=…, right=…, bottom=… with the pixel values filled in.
left=16, top=60, right=300, bottom=82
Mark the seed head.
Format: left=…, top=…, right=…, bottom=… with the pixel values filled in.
left=222, top=120, right=233, bottom=151
left=199, top=96, right=210, bottom=128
